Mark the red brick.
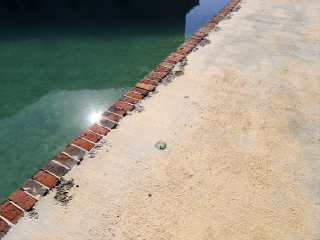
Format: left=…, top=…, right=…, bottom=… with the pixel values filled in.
left=87, top=124, right=110, bottom=136
left=171, top=52, right=186, bottom=58
left=125, top=91, right=144, bottom=100
left=62, top=144, right=86, bottom=160
left=108, top=106, right=126, bottom=116
left=33, top=170, right=59, bottom=188
left=203, top=24, right=215, bottom=29
left=193, top=32, right=206, bottom=38
left=130, top=87, right=149, bottom=95
left=140, top=79, right=157, bottom=86
left=217, top=12, right=227, bottom=17
left=198, top=27, right=211, bottom=34
left=0, top=201, right=23, bottom=223
left=53, top=153, right=79, bottom=169
left=152, top=68, right=170, bottom=76
left=119, top=96, right=139, bottom=105
left=184, top=40, right=197, bottom=46
left=135, top=83, right=154, bottom=92
left=149, top=71, right=166, bottom=78
left=102, top=112, right=120, bottom=122
left=212, top=16, right=223, bottom=21
left=114, top=101, right=135, bottom=111
left=163, top=59, right=177, bottom=65
left=156, top=65, right=171, bottom=72
left=144, top=74, right=161, bottom=81
left=0, top=218, right=11, bottom=238
left=79, top=130, right=103, bottom=143
left=176, top=45, right=193, bottom=54
left=159, top=61, right=175, bottom=69
left=189, top=34, right=203, bottom=40
left=8, top=189, right=37, bottom=211
left=71, top=137, right=95, bottom=151
left=178, top=51, right=188, bottom=57
left=166, top=56, right=183, bottom=62
left=185, top=38, right=201, bottom=45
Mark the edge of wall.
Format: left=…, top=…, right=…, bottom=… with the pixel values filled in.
left=0, top=0, right=242, bottom=238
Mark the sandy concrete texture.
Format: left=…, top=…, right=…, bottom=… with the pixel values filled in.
left=4, top=0, right=320, bottom=239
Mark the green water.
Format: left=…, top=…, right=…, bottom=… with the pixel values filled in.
left=0, top=0, right=231, bottom=202
left=0, top=18, right=186, bottom=201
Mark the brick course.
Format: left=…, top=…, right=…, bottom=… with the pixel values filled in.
left=42, top=160, right=69, bottom=177
left=53, top=153, right=79, bottom=169
left=8, top=189, right=37, bottom=212
left=32, top=170, right=59, bottom=188
left=87, top=123, right=110, bottom=135
left=0, top=218, right=11, bottom=239
left=0, top=201, right=23, bottom=224
left=114, top=101, right=135, bottom=111
left=21, top=179, right=48, bottom=199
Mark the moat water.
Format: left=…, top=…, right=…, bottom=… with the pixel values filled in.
left=0, top=0, right=231, bottom=202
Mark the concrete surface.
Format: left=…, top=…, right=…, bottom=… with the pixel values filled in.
left=4, top=0, right=320, bottom=239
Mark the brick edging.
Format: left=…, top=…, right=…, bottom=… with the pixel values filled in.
left=0, top=0, right=242, bottom=238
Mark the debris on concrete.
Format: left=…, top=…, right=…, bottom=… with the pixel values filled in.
left=155, top=141, right=167, bottom=150
left=53, top=178, right=75, bottom=207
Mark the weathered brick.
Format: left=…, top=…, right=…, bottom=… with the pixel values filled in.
left=156, top=65, right=171, bottom=72
left=80, top=130, right=103, bottom=143
left=42, top=160, right=69, bottom=177
left=62, top=144, right=86, bottom=160
left=0, top=218, right=11, bottom=238
left=217, top=12, right=227, bottom=17
left=189, top=34, right=203, bottom=40
left=176, top=45, right=193, bottom=54
left=202, top=26, right=214, bottom=30
left=8, top=189, right=37, bottom=211
left=166, top=56, right=183, bottom=62
left=114, top=101, right=135, bottom=111
left=97, top=118, right=117, bottom=129
left=52, top=153, right=79, bottom=169
left=144, top=74, right=161, bottom=81
left=212, top=16, right=223, bottom=21
left=130, top=87, right=149, bottom=95
left=185, top=39, right=200, bottom=45
left=119, top=96, right=139, bottom=105
left=171, top=52, right=186, bottom=58
left=203, top=24, right=214, bottom=29
left=193, top=32, right=206, bottom=38
left=189, top=37, right=202, bottom=43
left=102, top=112, right=120, bottom=122
left=148, top=71, right=166, bottom=78
left=87, top=124, right=110, bottom=136
left=71, top=137, right=95, bottom=151
left=152, top=68, right=169, bottom=76
left=0, top=201, right=23, bottom=224
left=135, top=83, right=154, bottom=92
left=159, top=61, right=175, bottom=69
left=164, top=59, right=178, bottom=65
left=32, top=170, right=59, bottom=188
left=108, top=106, right=126, bottom=116
left=197, top=28, right=211, bottom=34
left=224, top=6, right=233, bottom=10
left=125, top=91, right=144, bottom=100
left=21, top=179, right=48, bottom=199
left=184, top=40, right=198, bottom=46
left=140, top=79, right=157, bottom=86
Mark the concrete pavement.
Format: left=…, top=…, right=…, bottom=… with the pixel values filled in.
left=4, top=0, right=320, bottom=239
